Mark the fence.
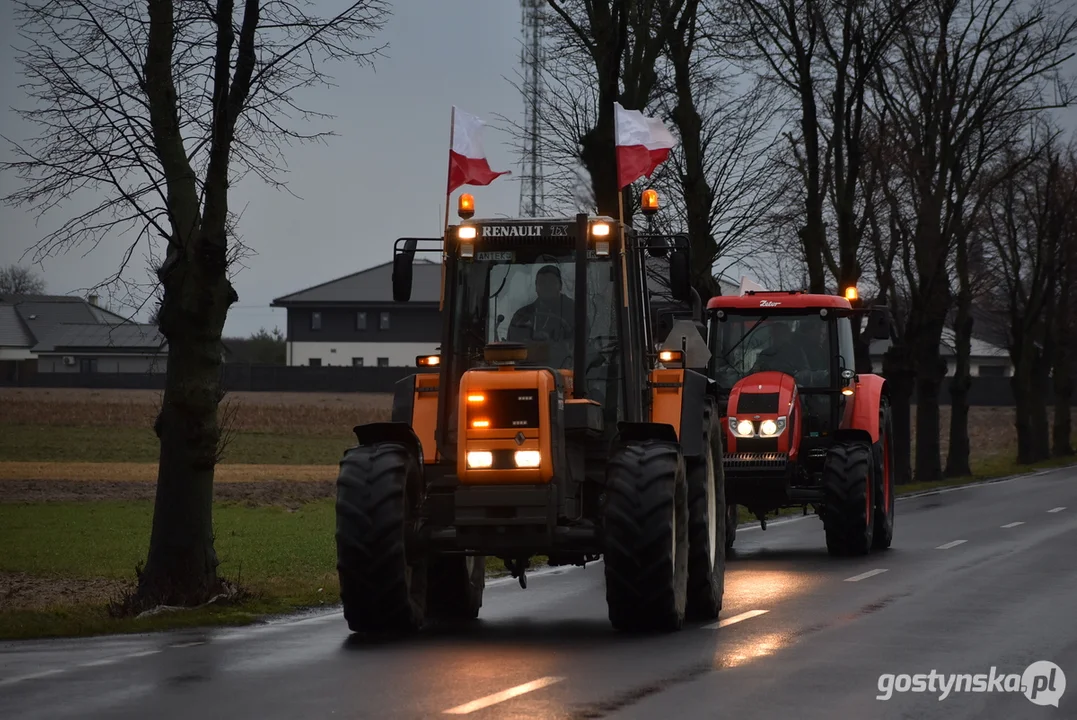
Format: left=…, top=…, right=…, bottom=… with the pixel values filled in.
left=0, top=363, right=1019, bottom=405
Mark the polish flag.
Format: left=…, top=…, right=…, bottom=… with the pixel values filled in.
left=615, top=102, right=677, bottom=189
left=448, top=107, right=510, bottom=194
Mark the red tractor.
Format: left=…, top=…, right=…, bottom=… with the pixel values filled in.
left=705, top=288, right=895, bottom=556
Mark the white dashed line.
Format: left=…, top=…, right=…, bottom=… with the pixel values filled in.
left=844, top=569, right=888, bottom=582
left=0, top=669, right=64, bottom=687
left=936, top=540, right=967, bottom=550
left=170, top=641, right=206, bottom=648
left=702, top=608, right=769, bottom=630
left=1001, top=521, right=1025, bottom=528
left=443, top=676, right=564, bottom=714
left=1048, top=507, right=1066, bottom=513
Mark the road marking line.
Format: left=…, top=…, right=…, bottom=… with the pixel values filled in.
left=844, top=569, right=888, bottom=582
left=1048, top=507, right=1066, bottom=513
left=170, top=641, right=206, bottom=648
left=80, top=657, right=122, bottom=668
left=443, top=676, right=564, bottom=714
left=936, top=540, right=967, bottom=550
left=702, top=609, right=769, bottom=630
left=0, top=669, right=64, bottom=686
left=1001, top=521, right=1025, bottom=528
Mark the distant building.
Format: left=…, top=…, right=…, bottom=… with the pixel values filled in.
left=869, top=327, right=1012, bottom=377
left=0, top=294, right=166, bottom=381
left=271, top=260, right=442, bottom=367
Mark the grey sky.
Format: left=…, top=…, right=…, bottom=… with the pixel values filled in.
left=0, top=0, right=526, bottom=336
left=1, top=2, right=1074, bottom=338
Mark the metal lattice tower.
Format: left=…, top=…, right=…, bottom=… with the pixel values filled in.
left=518, top=0, right=546, bottom=217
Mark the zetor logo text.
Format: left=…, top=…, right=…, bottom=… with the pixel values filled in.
left=877, top=661, right=1066, bottom=707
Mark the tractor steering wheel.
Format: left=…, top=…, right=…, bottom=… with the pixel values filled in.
left=529, top=311, right=573, bottom=341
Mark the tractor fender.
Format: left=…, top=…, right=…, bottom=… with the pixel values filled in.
left=841, top=374, right=888, bottom=445
left=352, top=422, right=425, bottom=466
left=615, top=421, right=680, bottom=446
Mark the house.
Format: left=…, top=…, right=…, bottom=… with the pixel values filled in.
left=869, top=327, right=1012, bottom=377
left=271, top=260, right=443, bottom=367
left=0, top=294, right=166, bottom=381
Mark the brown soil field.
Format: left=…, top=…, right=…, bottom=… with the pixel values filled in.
left=0, top=572, right=129, bottom=612
left=0, top=387, right=392, bottom=435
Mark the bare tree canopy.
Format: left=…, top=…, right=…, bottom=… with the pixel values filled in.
left=1, top=0, right=390, bottom=609
left=0, top=264, right=47, bottom=295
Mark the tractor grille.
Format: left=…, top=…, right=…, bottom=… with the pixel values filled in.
left=467, top=389, right=541, bottom=429
left=724, top=452, right=788, bottom=468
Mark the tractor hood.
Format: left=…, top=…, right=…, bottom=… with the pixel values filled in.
left=723, top=371, right=801, bottom=456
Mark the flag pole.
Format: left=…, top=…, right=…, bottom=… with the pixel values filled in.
left=614, top=102, right=630, bottom=309
left=444, top=105, right=455, bottom=232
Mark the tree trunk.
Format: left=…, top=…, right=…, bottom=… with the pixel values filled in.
left=1011, top=344, right=1047, bottom=465
left=882, top=342, right=914, bottom=485
left=912, top=319, right=947, bottom=484
left=1053, top=314, right=1073, bottom=456
left=945, top=256, right=973, bottom=477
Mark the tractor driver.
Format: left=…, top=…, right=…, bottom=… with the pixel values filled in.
left=750, top=320, right=812, bottom=376
left=507, top=265, right=575, bottom=343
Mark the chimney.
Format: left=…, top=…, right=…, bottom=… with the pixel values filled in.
left=87, top=294, right=98, bottom=307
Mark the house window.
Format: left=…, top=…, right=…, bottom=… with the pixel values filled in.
left=377, top=357, right=389, bottom=367
left=352, top=357, right=364, bottom=366
left=979, top=364, right=1007, bottom=377
left=311, top=311, right=322, bottom=330
left=379, top=311, right=390, bottom=330
left=309, top=358, right=322, bottom=367
left=79, top=358, right=97, bottom=374
left=356, top=312, right=367, bottom=330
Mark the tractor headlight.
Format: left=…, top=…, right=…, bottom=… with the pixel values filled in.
left=759, top=417, right=787, bottom=436
left=513, top=450, right=541, bottom=468
left=466, top=451, right=493, bottom=469
left=729, top=418, right=756, bottom=437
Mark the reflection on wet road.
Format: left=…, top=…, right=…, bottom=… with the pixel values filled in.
left=2, top=468, right=1076, bottom=719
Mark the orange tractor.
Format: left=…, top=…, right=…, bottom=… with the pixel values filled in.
left=333, top=194, right=727, bottom=635
left=705, top=289, right=896, bottom=555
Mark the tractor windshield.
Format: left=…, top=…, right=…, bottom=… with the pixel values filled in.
left=448, top=242, right=621, bottom=405
left=709, top=313, right=832, bottom=388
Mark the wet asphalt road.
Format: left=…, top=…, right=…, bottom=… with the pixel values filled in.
left=2, top=468, right=1075, bottom=719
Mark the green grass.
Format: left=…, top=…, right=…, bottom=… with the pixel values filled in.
left=0, top=425, right=352, bottom=465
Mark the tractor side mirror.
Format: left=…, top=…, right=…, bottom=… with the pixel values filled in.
left=669, top=247, right=691, bottom=304
left=866, top=306, right=891, bottom=340
left=392, top=239, right=417, bottom=303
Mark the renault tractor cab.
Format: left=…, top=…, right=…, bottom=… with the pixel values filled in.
left=706, top=287, right=896, bottom=556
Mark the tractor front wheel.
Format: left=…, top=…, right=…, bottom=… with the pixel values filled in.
left=335, top=443, right=427, bottom=635
left=821, top=442, right=875, bottom=556
left=603, top=440, right=689, bottom=632
left=685, top=404, right=726, bottom=620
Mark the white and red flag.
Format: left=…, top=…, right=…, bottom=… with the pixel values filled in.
left=614, top=102, right=677, bottom=189
left=447, top=106, right=510, bottom=194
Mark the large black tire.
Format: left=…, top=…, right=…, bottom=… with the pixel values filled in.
left=821, top=441, right=875, bottom=556
left=603, top=440, right=689, bottom=632
left=427, top=555, right=485, bottom=621
left=336, top=443, right=427, bottom=634
left=685, top=404, right=726, bottom=620
left=872, top=398, right=895, bottom=550
left=726, top=503, right=738, bottom=551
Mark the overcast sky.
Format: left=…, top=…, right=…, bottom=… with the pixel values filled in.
left=0, top=0, right=527, bottom=336
left=1, top=2, right=1075, bottom=338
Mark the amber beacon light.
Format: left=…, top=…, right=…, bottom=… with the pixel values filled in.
left=458, top=193, right=475, bottom=220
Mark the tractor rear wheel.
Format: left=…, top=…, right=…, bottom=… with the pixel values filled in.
left=872, top=398, right=895, bottom=550
left=821, top=441, right=875, bottom=556
left=336, top=443, right=427, bottom=634
left=427, top=555, right=485, bottom=621
left=686, top=404, right=726, bottom=620
left=603, top=440, right=689, bottom=632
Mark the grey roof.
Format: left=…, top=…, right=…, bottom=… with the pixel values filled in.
left=31, top=323, right=166, bottom=353
left=272, top=259, right=442, bottom=306
left=869, top=327, right=1008, bottom=360
left=0, top=305, right=34, bottom=347
left=10, top=297, right=100, bottom=331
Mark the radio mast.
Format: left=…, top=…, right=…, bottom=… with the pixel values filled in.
left=518, top=0, right=546, bottom=217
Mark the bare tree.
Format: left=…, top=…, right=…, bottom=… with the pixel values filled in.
left=871, top=0, right=1076, bottom=484
left=0, top=264, right=47, bottom=294
left=2, top=0, right=389, bottom=609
